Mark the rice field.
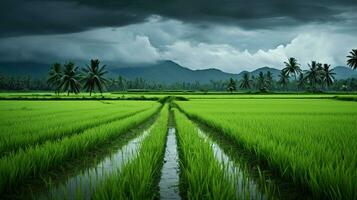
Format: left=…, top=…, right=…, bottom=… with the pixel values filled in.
left=176, top=99, right=357, bottom=199
left=0, top=95, right=356, bottom=199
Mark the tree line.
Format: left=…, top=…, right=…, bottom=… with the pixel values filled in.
left=231, top=60, right=336, bottom=93
left=226, top=49, right=357, bottom=93
left=0, top=75, right=50, bottom=91
left=0, top=49, right=356, bottom=93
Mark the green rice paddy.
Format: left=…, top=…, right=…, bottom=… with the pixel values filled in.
left=176, top=99, right=357, bottom=199
left=0, top=94, right=356, bottom=199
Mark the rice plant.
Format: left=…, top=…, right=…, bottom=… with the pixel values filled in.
left=176, top=99, right=357, bottom=199
left=0, top=104, right=161, bottom=193
left=0, top=104, right=154, bottom=156
left=174, top=108, right=238, bottom=199
left=93, top=105, right=169, bottom=199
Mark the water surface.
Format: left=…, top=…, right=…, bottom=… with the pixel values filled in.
left=36, top=129, right=151, bottom=200
left=197, top=128, right=266, bottom=200
left=158, top=127, right=181, bottom=200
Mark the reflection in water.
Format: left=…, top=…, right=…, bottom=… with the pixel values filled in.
left=159, top=127, right=181, bottom=200
left=37, top=129, right=151, bottom=200
left=197, top=129, right=265, bottom=200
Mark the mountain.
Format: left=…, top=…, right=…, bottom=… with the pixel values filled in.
left=246, top=67, right=281, bottom=80
left=112, top=62, right=283, bottom=83
left=1, top=61, right=357, bottom=83
left=333, top=66, right=357, bottom=80
left=110, top=61, right=237, bottom=84
left=0, top=62, right=50, bottom=78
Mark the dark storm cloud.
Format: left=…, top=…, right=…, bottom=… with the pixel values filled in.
left=0, top=0, right=356, bottom=38
left=0, top=0, right=145, bottom=37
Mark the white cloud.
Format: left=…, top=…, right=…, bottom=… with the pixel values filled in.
left=161, top=31, right=356, bottom=72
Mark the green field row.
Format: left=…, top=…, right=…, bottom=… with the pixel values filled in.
left=94, top=105, right=169, bottom=199
left=0, top=102, right=161, bottom=193
left=176, top=99, right=357, bottom=199
left=0, top=101, right=159, bottom=155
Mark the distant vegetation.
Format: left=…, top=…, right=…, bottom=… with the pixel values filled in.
left=1, top=49, right=356, bottom=93
left=222, top=49, right=357, bottom=93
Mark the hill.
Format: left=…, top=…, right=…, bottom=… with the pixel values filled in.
left=1, top=61, right=356, bottom=83
left=243, top=67, right=281, bottom=80
left=110, top=61, right=237, bottom=84
left=0, top=62, right=49, bottom=78
left=333, top=66, right=357, bottom=80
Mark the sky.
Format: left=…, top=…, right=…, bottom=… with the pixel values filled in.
left=0, top=0, right=356, bottom=73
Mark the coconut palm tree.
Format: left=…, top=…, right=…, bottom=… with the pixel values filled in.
left=284, top=57, right=302, bottom=91
left=47, top=62, right=62, bottom=95
left=82, top=59, right=109, bottom=96
left=227, top=78, right=236, bottom=93
left=316, top=63, right=324, bottom=86
left=297, top=73, right=305, bottom=91
left=305, top=61, right=323, bottom=92
left=239, top=72, right=252, bottom=90
left=321, top=64, right=335, bottom=89
left=283, top=57, right=302, bottom=79
left=265, top=71, right=273, bottom=90
left=60, top=62, right=81, bottom=96
left=278, top=70, right=289, bottom=91
left=347, top=49, right=357, bottom=70
left=256, top=72, right=267, bottom=92
left=250, top=75, right=256, bottom=89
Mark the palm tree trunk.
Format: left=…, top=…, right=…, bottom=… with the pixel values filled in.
left=67, top=91, right=69, bottom=96
left=89, top=90, right=92, bottom=96
left=295, top=74, right=298, bottom=93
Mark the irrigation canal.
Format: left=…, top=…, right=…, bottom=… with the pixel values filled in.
left=158, top=127, right=181, bottom=199
left=158, top=111, right=181, bottom=199
left=197, top=128, right=266, bottom=200
left=191, top=117, right=311, bottom=200
left=36, top=128, right=151, bottom=199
